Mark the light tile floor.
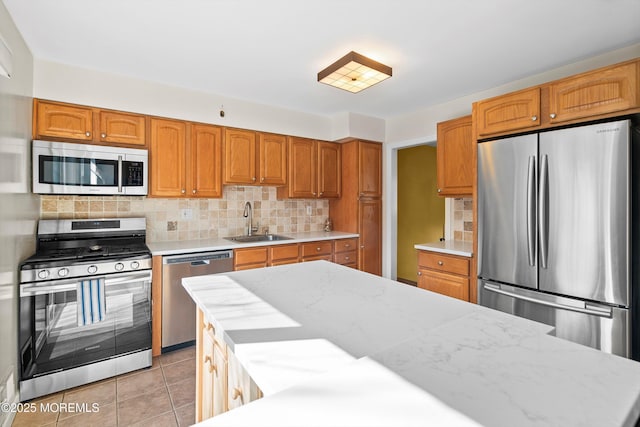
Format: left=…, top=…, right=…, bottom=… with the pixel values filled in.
left=11, top=345, right=196, bottom=427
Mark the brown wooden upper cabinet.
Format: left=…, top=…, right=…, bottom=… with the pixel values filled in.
left=277, top=137, right=341, bottom=199
left=548, top=61, right=638, bottom=124
left=34, top=99, right=146, bottom=146
left=475, top=87, right=541, bottom=137
left=358, top=141, right=382, bottom=198
left=223, top=129, right=287, bottom=186
left=150, top=119, right=222, bottom=198
left=475, top=59, right=640, bottom=139
left=436, top=115, right=473, bottom=197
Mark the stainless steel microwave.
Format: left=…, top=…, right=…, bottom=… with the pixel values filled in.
left=32, top=140, right=148, bottom=195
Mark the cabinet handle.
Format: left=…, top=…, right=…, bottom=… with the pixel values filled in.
left=204, top=355, right=216, bottom=373
left=181, top=189, right=186, bottom=194
left=437, top=261, right=444, bottom=266
left=232, top=387, right=243, bottom=400
left=531, top=115, right=538, bottom=121
left=85, top=131, right=91, bottom=137
left=550, top=113, right=556, bottom=119
left=101, top=133, right=106, bottom=138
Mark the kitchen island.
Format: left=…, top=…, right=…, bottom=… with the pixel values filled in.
left=183, top=261, right=640, bottom=427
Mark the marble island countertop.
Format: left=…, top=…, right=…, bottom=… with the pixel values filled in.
left=183, top=261, right=640, bottom=427
left=415, top=239, right=473, bottom=257
left=148, top=230, right=358, bottom=256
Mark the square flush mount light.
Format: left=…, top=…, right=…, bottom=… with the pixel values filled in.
left=317, top=51, right=392, bottom=93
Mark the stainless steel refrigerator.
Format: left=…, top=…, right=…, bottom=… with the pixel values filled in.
left=478, top=119, right=639, bottom=359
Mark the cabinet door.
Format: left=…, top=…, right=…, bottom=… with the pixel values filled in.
left=200, top=322, right=216, bottom=421
left=35, top=101, right=94, bottom=141
left=191, top=124, right=222, bottom=198
left=358, top=199, right=382, bottom=275
left=212, top=342, right=228, bottom=416
left=358, top=142, right=382, bottom=198
left=476, top=87, right=541, bottom=137
left=99, top=111, right=146, bottom=146
left=234, top=248, right=268, bottom=270
left=548, top=62, right=638, bottom=124
left=418, top=268, right=469, bottom=301
left=224, top=129, right=256, bottom=184
left=436, top=116, right=473, bottom=196
left=150, top=119, right=187, bottom=197
left=317, top=141, right=341, bottom=198
left=258, top=132, right=287, bottom=185
left=286, top=137, right=316, bottom=198
left=269, top=244, right=299, bottom=265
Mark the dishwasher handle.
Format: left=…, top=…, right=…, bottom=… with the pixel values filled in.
left=163, top=250, right=234, bottom=265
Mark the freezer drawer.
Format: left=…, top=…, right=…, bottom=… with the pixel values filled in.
left=479, top=280, right=629, bottom=358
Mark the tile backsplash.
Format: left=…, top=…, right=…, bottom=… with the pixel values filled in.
left=452, top=198, right=473, bottom=242
left=40, top=186, right=329, bottom=242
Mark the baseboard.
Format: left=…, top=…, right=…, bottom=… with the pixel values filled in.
left=1, top=394, right=18, bottom=427
left=396, top=278, right=417, bottom=286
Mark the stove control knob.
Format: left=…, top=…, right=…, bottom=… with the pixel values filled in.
left=130, top=261, right=140, bottom=270
left=87, top=265, right=98, bottom=274
left=38, top=270, right=50, bottom=280
left=115, top=262, right=125, bottom=271
left=58, top=268, right=69, bottom=278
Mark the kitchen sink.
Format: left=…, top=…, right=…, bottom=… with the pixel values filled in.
left=224, top=234, right=293, bottom=243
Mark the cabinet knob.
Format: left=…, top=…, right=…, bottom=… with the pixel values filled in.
left=206, top=323, right=214, bottom=333
left=437, top=188, right=442, bottom=193
left=417, top=271, right=422, bottom=276
left=204, top=355, right=216, bottom=373
left=181, top=189, right=186, bottom=194
left=260, top=177, right=265, bottom=182
left=85, top=131, right=91, bottom=137
left=319, top=192, right=323, bottom=196
left=252, top=177, right=256, bottom=182
left=232, top=387, right=243, bottom=400
left=550, top=113, right=556, bottom=119
left=192, top=189, right=197, bottom=194
left=345, top=244, right=350, bottom=248
left=101, top=133, right=106, bottom=138
left=438, top=260, right=444, bottom=266
left=360, top=245, right=365, bottom=249
left=316, top=247, right=321, bottom=251
left=312, top=192, right=317, bottom=196
left=345, top=256, right=350, bottom=261
left=531, top=115, right=538, bottom=121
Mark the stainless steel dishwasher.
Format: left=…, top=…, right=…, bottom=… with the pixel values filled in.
left=162, top=250, right=233, bottom=350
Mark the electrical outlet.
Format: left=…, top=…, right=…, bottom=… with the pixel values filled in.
left=180, top=209, right=193, bottom=220
left=306, top=205, right=312, bottom=215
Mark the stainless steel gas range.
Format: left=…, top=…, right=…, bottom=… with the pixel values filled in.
left=18, top=218, right=152, bottom=401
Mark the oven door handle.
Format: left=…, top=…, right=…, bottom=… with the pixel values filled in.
left=20, top=271, right=152, bottom=296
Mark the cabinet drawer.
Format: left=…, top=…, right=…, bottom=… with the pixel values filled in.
left=334, top=250, right=357, bottom=265
left=301, top=241, right=333, bottom=257
left=234, top=248, right=268, bottom=268
left=334, top=238, right=357, bottom=253
left=418, top=251, right=469, bottom=276
left=418, top=269, right=469, bottom=301
left=269, top=244, right=299, bottom=262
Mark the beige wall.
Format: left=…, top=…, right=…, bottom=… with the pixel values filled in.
left=41, top=187, right=329, bottom=242
left=396, top=145, right=444, bottom=282
left=0, top=2, right=38, bottom=421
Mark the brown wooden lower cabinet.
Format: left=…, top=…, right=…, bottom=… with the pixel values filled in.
left=196, top=309, right=261, bottom=423
left=416, top=250, right=471, bottom=302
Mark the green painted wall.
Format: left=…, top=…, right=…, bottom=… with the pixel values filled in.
left=397, top=145, right=445, bottom=282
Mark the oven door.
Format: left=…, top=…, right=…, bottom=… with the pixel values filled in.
left=19, top=270, right=152, bottom=381
left=32, top=140, right=148, bottom=195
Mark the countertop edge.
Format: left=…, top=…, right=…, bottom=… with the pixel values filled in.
left=414, top=241, right=473, bottom=258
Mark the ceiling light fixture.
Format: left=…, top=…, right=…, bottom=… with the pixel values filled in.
left=317, top=51, right=392, bottom=93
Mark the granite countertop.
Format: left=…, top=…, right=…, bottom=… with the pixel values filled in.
left=147, top=231, right=359, bottom=256
left=415, top=239, right=473, bottom=257
left=183, top=261, right=640, bottom=426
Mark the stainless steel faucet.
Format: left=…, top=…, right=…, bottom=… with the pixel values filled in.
left=243, top=202, right=253, bottom=236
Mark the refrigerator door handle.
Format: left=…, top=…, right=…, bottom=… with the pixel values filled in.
left=526, top=156, right=536, bottom=266
left=539, top=154, right=549, bottom=269
left=482, top=283, right=612, bottom=318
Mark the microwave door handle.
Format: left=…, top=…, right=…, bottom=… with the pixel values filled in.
left=118, top=155, right=123, bottom=193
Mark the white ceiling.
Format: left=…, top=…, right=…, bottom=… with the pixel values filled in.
left=3, top=0, right=640, bottom=119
